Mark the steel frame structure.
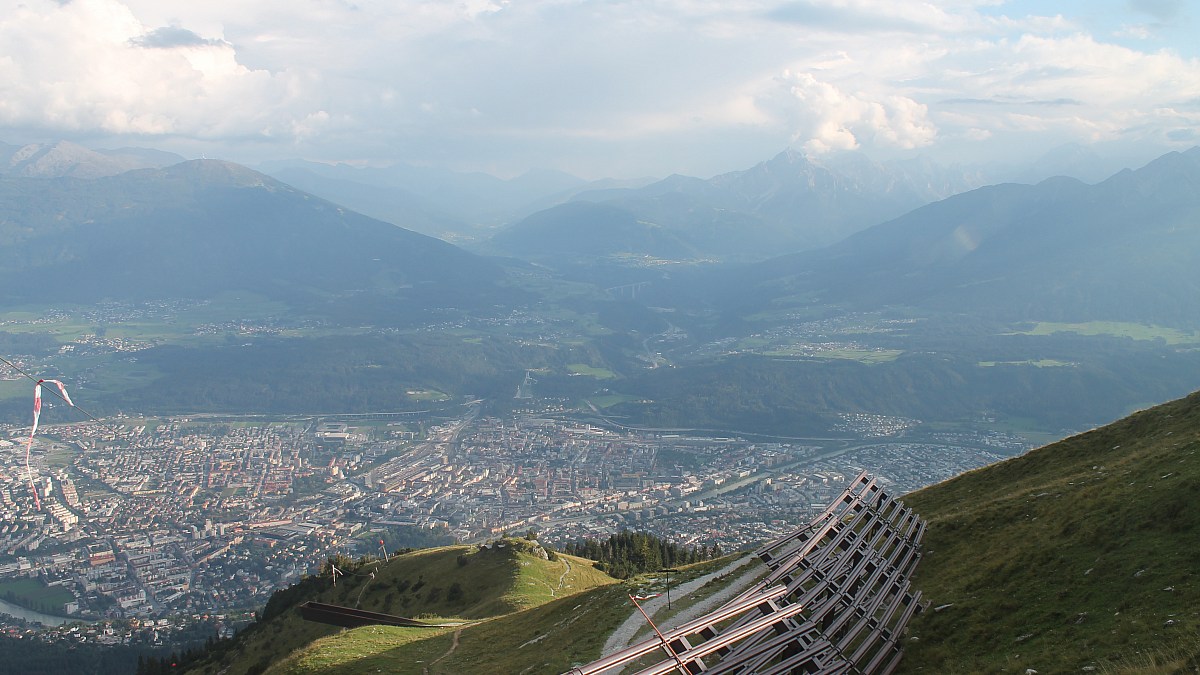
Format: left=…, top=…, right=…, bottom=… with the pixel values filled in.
left=566, top=472, right=925, bottom=675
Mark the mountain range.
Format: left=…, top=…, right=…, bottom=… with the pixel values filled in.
left=0, top=159, right=509, bottom=318
left=682, top=147, right=1200, bottom=327
left=257, top=159, right=600, bottom=241
left=2, top=140, right=1199, bottom=435
left=1, top=140, right=183, bottom=179
left=486, top=149, right=990, bottom=263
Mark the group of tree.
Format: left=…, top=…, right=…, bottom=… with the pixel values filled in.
left=562, top=530, right=721, bottom=579
left=135, top=641, right=213, bottom=675
left=0, top=635, right=177, bottom=675
left=1, top=589, right=59, bottom=615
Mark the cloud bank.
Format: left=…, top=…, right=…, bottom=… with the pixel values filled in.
left=0, top=0, right=1197, bottom=177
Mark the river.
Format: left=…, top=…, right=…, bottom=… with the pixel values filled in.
left=0, top=597, right=71, bottom=626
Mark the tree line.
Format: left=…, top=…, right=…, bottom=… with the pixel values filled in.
left=562, top=530, right=721, bottom=579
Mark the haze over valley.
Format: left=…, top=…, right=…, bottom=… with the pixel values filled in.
left=2, top=1, right=1200, bottom=672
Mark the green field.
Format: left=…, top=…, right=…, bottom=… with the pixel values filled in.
left=735, top=336, right=772, bottom=349
left=566, top=364, right=617, bottom=379
left=586, top=393, right=641, bottom=409
left=40, top=442, right=79, bottom=468
left=0, top=379, right=29, bottom=401
left=978, top=359, right=1074, bottom=367
left=0, top=579, right=74, bottom=614
left=1015, top=321, right=1200, bottom=345
left=764, top=347, right=903, bottom=363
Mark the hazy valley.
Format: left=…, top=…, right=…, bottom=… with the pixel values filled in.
left=1, top=140, right=1199, bottom=673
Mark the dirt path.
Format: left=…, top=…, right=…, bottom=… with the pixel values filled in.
left=423, top=627, right=462, bottom=675
left=555, top=557, right=573, bottom=594
left=600, top=555, right=758, bottom=658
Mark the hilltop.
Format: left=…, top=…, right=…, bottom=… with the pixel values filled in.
left=0, top=159, right=510, bottom=315
left=900, top=390, right=1200, bottom=672
left=181, top=538, right=616, bottom=675
left=485, top=149, right=987, bottom=264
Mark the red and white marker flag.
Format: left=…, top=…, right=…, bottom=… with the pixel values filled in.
left=25, top=379, right=74, bottom=510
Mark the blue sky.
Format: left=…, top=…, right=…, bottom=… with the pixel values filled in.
left=1, top=0, right=1197, bottom=178
left=981, top=0, right=1197, bottom=57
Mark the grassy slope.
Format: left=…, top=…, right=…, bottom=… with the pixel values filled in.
left=278, top=583, right=632, bottom=675
left=900, top=391, right=1200, bottom=673
left=185, top=541, right=615, bottom=675
left=259, top=541, right=618, bottom=675
left=271, top=553, right=734, bottom=674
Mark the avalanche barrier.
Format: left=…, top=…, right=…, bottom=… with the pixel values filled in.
left=568, top=471, right=925, bottom=675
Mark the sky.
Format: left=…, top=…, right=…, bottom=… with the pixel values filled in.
left=0, top=0, right=1198, bottom=179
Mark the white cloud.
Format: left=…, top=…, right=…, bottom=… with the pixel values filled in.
left=1115, top=23, right=1153, bottom=39
left=0, top=0, right=312, bottom=138
left=763, top=71, right=936, bottom=154
left=929, top=33, right=1200, bottom=145
left=0, top=0, right=1198, bottom=176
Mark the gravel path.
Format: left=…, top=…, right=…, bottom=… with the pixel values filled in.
left=599, top=555, right=759, bottom=659
left=655, top=562, right=763, bottom=632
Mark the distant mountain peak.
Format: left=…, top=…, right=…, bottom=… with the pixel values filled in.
left=159, top=158, right=283, bottom=189
left=0, top=160, right=507, bottom=313
left=775, top=146, right=810, bottom=164
left=6, top=140, right=113, bottom=178
left=1, top=138, right=184, bottom=179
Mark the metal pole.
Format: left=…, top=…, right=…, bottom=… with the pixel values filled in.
left=661, top=568, right=677, bottom=610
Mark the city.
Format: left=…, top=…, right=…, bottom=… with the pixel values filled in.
left=0, top=399, right=1029, bottom=644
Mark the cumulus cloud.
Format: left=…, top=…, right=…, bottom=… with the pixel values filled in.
left=762, top=71, right=936, bottom=154
left=0, top=0, right=1198, bottom=176
left=0, top=0, right=316, bottom=139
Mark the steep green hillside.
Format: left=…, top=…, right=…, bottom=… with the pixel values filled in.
left=270, top=552, right=734, bottom=675
left=275, top=583, right=632, bottom=674
left=183, top=540, right=615, bottom=675
left=901, top=391, right=1200, bottom=673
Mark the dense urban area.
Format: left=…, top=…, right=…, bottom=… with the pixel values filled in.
left=0, top=393, right=1029, bottom=647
